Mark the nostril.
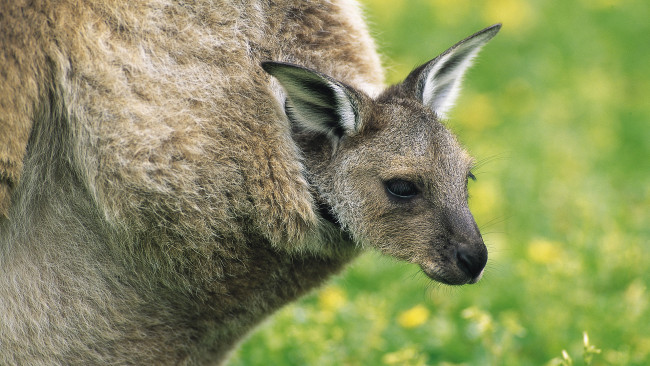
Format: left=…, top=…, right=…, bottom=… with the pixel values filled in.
left=456, top=245, right=487, bottom=279
left=456, top=250, right=474, bottom=277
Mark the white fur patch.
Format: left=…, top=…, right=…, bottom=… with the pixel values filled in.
left=421, top=52, right=478, bottom=119
left=330, top=81, right=357, bottom=133
left=421, top=25, right=500, bottom=119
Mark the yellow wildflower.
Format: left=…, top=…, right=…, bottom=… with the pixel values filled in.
left=382, top=347, right=427, bottom=365
left=397, top=305, right=430, bottom=329
left=527, top=238, right=562, bottom=264
left=318, top=286, right=346, bottom=311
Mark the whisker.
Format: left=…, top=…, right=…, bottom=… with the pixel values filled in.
left=468, top=153, right=512, bottom=183
left=478, top=214, right=512, bottom=231
left=472, top=152, right=511, bottom=172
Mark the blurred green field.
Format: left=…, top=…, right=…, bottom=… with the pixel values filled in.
left=230, top=0, right=649, bottom=365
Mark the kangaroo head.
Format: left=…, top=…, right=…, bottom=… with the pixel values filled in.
left=263, top=25, right=500, bottom=285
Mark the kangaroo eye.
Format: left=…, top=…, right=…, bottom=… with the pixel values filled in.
left=384, top=179, right=419, bottom=199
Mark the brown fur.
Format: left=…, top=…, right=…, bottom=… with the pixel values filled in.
left=0, top=0, right=498, bottom=364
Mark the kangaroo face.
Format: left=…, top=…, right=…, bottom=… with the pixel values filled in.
left=329, top=97, right=486, bottom=285
left=264, top=25, right=500, bottom=285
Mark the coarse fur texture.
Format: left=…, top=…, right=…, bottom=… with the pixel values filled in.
left=0, top=0, right=500, bottom=364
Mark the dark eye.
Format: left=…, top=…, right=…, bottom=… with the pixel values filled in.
left=468, top=171, right=477, bottom=182
left=384, top=179, right=419, bottom=199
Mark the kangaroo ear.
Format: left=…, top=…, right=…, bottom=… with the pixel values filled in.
left=262, top=62, right=361, bottom=139
left=402, top=24, right=501, bottom=119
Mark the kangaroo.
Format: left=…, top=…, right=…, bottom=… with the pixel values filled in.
left=0, top=0, right=500, bottom=364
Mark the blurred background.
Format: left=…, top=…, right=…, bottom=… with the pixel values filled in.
left=231, top=0, right=649, bottom=364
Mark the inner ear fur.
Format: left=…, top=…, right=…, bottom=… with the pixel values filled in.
left=397, top=24, right=501, bottom=119
left=262, top=61, right=364, bottom=140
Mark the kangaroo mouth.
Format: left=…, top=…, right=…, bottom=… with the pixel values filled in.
left=418, top=234, right=488, bottom=285
left=420, top=264, right=474, bottom=285
left=419, top=253, right=485, bottom=286
left=420, top=264, right=467, bottom=285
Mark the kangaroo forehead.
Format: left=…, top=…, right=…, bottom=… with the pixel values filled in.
left=366, top=116, right=464, bottom=160
left=379, top=148, right=473, bottom=174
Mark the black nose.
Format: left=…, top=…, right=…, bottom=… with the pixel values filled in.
left=456, top=243, right=488, bottom=280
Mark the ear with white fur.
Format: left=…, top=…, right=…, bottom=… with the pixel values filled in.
left=402, top=24, right=501, bottom=119
left=262, top=62, right=361, bottom=140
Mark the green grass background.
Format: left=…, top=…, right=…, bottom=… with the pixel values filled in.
left=230, top=0, right=649, bottom=364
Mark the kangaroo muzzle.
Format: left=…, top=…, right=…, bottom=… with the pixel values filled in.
left=443, top=207, right=488, bottom=284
